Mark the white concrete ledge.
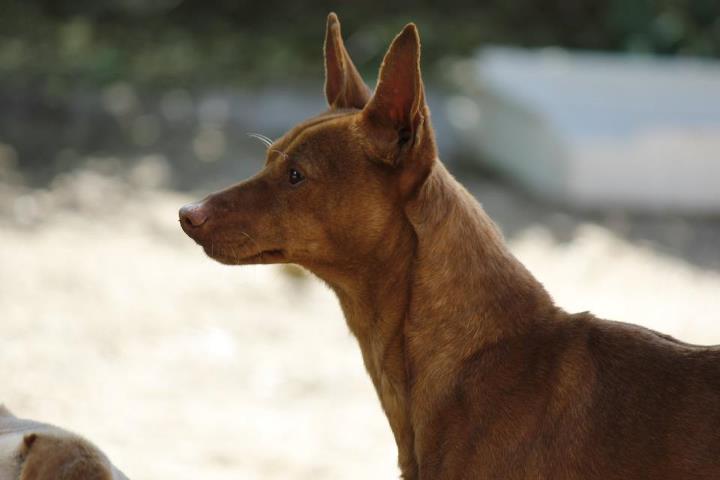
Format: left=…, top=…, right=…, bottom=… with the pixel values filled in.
left=448, top=48, right=720, bottom=212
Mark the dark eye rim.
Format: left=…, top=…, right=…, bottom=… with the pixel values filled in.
left=288, top=167, right=305, bottom=186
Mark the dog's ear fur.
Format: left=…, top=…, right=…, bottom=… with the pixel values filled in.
left=19, top=433, right=38, bottom=458
left=19, top=433, right=114, bottom=480
left=362, top=23, right=427, bottom=163
left=324, top=12, right=371, bottom=110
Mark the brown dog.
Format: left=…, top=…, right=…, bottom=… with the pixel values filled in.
left=0, top=405, right=129, bottom=480
left=179, top=13, right=720, bottom=480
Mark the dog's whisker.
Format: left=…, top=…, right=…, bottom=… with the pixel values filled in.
left=269, top=149, right=288, bottom=160
left=256, top=133, right=274, bottom=145
left=247, top=132, right=273, bottom=149
left=230, top=245, right=239, bottom=264
left=239, top=230, right=259, bottom=248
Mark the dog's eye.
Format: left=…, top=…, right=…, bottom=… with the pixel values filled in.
left=289, top=168, right=305, bottom=185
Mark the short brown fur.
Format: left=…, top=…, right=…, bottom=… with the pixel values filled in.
left=180, top=13, right=720, bottom=479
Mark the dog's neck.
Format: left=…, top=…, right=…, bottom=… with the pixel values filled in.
left=310, top=161, right=555, bottom=478
left=405, top=161, right=554, bottom=341
left=403, top=162, right=555, bottom=414
left=323, top=161, right=555, bottom=376
left=319, top=214, right=419, bottom=477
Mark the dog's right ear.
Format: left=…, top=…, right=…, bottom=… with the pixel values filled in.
left=324, top=12, right=371, bottom=110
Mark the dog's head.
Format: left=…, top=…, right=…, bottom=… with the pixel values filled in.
left=18, top=432, right=124, bottom=480
left=179, top=14, right=436, bottom=276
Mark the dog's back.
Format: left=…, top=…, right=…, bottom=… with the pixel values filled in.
left=580, top=318, right=720, bottom=478
left=426, top=314, right=720, bottom=479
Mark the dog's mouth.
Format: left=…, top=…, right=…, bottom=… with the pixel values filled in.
left=203, top=244, right=288, bottom=265
left=179, top=216, right=287, bottom=265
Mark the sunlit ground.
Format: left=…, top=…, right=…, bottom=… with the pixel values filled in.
left=1, top=165, right=719, bottom=479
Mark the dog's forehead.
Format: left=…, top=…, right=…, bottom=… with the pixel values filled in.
left=272, top=109, right=359, bottom=159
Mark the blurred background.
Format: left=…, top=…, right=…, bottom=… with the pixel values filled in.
left=1, top=1, right=719, bottom=479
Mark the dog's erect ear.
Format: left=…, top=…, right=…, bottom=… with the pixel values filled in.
left=362, top=23, right=426, bottom=159
left=324, top=12, right=371, bottom=110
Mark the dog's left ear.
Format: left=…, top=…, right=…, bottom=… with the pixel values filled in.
left=324, top=13, right=371, bottom=110
left=362, top=23, right=427, bottom=165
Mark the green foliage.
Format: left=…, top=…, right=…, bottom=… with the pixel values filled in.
left=0, top=0, right=718, bottom=89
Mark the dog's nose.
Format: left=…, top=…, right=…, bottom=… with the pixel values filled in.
left=179, top=202, right=209, bottom=228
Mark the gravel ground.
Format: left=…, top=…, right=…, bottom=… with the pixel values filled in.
left=1, top=165, right=719, bottom=479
